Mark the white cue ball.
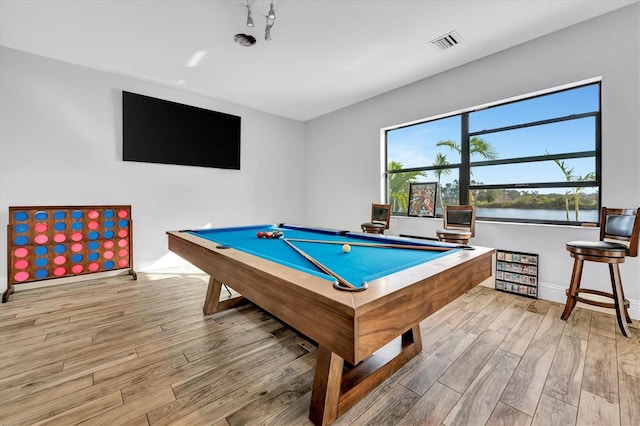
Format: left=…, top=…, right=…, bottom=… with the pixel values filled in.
left=342, top=244, right=351, bottom=253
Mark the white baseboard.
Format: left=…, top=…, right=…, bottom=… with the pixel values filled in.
left=2, top=259, right=638, bottom=320
left=538, top=281, right=569, bottom=306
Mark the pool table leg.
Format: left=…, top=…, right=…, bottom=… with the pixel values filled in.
left=309, top=324, right=423, bottom=425
left=309, top=345, right=344, bottom=426
left=203, top=277, right=245, bottom=315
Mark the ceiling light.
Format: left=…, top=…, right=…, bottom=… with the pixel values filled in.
left=246, top=1, right=254, bottom=27
left=267, top=1, right=276, bottom=20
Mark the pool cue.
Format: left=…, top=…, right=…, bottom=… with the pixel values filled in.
left=283, top=239, right=357, bottom=290
left=285, top=238, right=454, bottom=252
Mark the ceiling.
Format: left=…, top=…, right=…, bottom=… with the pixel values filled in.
left=1, top=0, right=636, bottom=121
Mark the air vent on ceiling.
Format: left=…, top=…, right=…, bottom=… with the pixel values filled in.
left=430, top=31, right=464, bottom=51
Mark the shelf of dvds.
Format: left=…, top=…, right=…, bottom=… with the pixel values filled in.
left=495, top=249, right=538, bottom=299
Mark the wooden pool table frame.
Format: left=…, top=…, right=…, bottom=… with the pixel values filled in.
left=167, top=228, right=494, bottom=425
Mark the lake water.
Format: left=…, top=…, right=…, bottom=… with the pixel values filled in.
left=476, top=208, right=599, bottom=223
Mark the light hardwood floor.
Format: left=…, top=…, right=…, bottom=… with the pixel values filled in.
left=0, top=268, right=638, bottom=426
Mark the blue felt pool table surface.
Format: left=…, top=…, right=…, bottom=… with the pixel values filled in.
left=188, top=224, right=459, bottom=289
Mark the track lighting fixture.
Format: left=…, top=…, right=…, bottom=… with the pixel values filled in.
left=235, top=0, right=276, bottom=46
left=264, top=1, right=276, bottom=41
left=246, top=1, right=254, bottom=27
left=265, top=16, right=273, bottom=41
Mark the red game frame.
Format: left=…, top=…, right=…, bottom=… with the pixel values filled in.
left=5, top=205, right=136, bottom=303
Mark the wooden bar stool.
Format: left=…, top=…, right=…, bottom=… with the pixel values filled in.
left=361, top=203, right=391, bottom=234
left=436, top=205, right=476, bottom=244
left=561, top=207, right=640, bottom=337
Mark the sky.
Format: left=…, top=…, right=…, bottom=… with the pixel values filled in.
left=387, top=83, right=599, bottom=193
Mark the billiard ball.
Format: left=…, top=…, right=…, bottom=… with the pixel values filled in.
left=342, top=244, right=351, bottom=253
left=257, top=232, right=263, bottom=238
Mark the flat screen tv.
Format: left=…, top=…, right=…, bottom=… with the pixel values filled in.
left=122, top=91, right=241, bottom=170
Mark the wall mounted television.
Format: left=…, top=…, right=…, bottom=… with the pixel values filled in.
left=122, top=91, right=241, bottom=170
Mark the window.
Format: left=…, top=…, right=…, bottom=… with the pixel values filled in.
left=385, top=82, right=601, bottom=224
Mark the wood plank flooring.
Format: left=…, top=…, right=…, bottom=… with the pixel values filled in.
left=1, top=268, right=638, bottom=426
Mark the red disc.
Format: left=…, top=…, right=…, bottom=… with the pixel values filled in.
left=14, top=271, right=30, bottom=282
left=14, top=247, right=29, bottom=258
left=34, top=234, right=49, bottom=244
left=14, top=259, right=28, bottom=269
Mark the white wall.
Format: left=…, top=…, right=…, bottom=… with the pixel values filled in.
left=305, top=4, right=640, bottom=318
left=0, top=47, right=306, bottom=291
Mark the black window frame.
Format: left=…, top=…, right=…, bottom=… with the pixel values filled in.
left=385, top=82, right=602, bottom=226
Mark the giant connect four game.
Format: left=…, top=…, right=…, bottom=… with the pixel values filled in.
left=5, top=205, right=136, bottom=302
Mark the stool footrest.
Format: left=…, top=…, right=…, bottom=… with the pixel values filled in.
left=568, top=290, right=631, bottom=310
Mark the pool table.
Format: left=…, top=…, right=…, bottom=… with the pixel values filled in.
left=167, top=224, right=494, bottom=425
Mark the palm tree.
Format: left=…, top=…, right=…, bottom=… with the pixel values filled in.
left=388, top=161, right=426, bottom=213
left=550, top=153, right=596, bottom=221
left=572, top=172, right=596, bottom=220
left=433, top=152, right=451, bottom=213
left=436, top=136, right=498, bottom=161
left=551, top=157, right=574, bottom=220
left=436, top=136, right=497, bottom=204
